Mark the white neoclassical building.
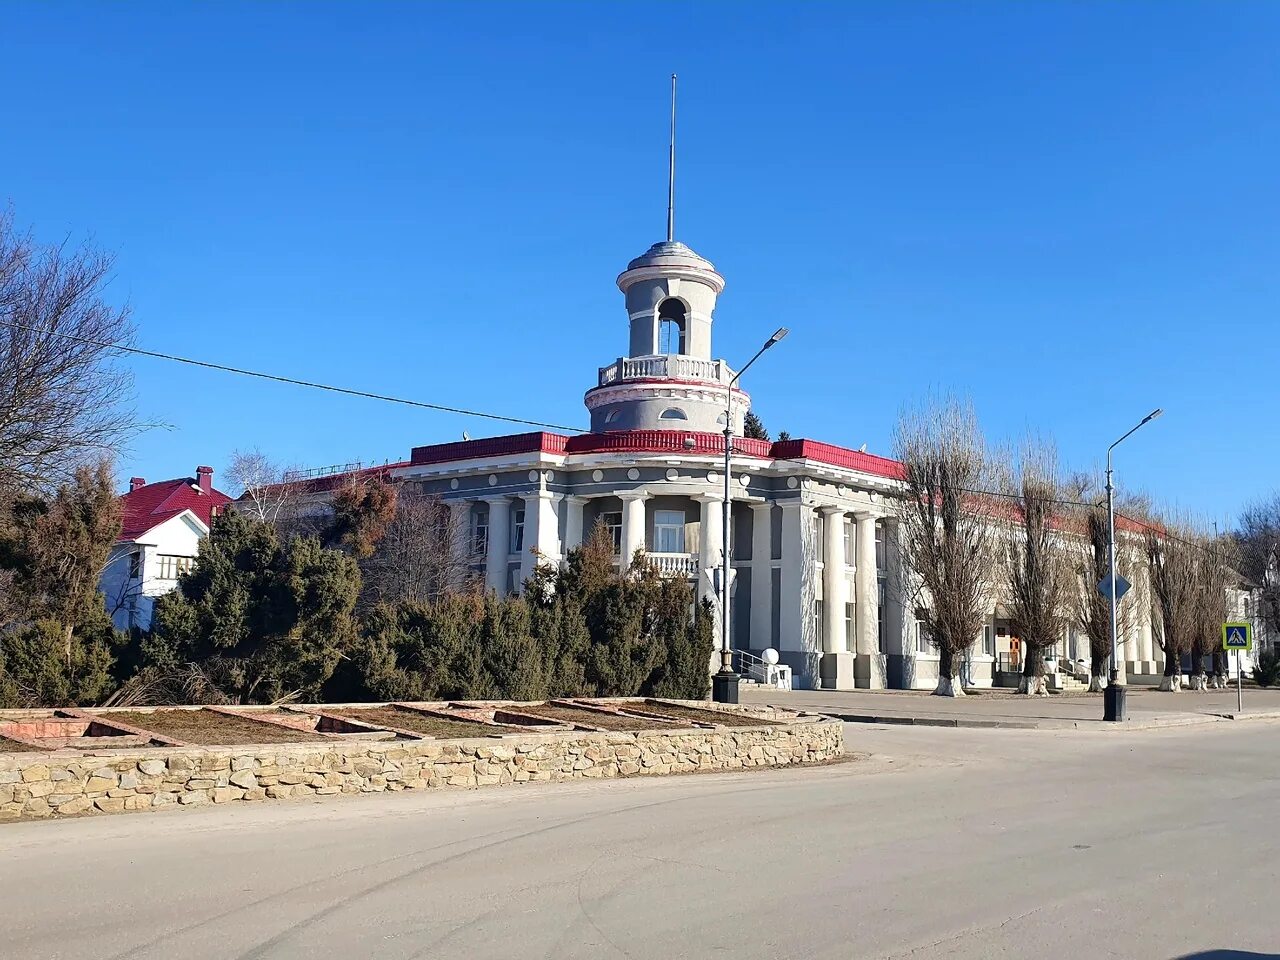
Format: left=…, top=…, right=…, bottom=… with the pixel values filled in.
left=266, top=230, right=1216, bottom=692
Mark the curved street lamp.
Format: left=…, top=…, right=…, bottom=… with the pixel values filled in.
left=713, top=327, right=789, bottom=704
left=1103, top=407, right=1163, bottom=722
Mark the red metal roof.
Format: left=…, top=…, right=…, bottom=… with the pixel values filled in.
left=406, top=430, right=904, bottom=479
left=119, top=476, right=232, bottom=541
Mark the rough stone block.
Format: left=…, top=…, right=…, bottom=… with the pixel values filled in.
left=94, top=797, right=126, bottom=813
left=56, top=796, right=92, bottom=816
left=21, top=765, right=50, bottom=783
left=84, top=776, right=116, bottom=794
left=178, top=790, right=208, bottom=805
left=229, top=771, right=257, bottom=789
left=139, top=759, right=166, bottom=777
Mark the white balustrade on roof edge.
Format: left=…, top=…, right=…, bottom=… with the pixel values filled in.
left=597, top=355, right=735, bottom=387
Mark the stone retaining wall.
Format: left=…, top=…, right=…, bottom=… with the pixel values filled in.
left=0, top=719, right=842, bottom=821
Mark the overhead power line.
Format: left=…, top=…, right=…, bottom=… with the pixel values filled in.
left=0, top=320, right=1240, bottom=558
left=0, top=319, right=588, bottom=434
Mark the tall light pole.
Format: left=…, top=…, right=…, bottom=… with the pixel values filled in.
left=713, top=326, right=789, bottom=704
left=1103, top=407, right=1163, bottom=722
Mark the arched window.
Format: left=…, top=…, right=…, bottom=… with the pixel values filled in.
left=604, top=408, right=621, bottom=424
left=658, top=299, right=687, bottom=355
left=659, top=407, right=688, bottom=421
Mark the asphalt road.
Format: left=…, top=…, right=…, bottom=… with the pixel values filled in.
left=2, top=722, right=1278, bottom=960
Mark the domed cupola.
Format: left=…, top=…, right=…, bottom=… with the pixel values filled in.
left=583, top=79, right=750, bottom=437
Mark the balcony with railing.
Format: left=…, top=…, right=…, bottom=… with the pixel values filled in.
left=597, top=354, right=736, bottom=388
left=645, top=552, right=700, bottom=579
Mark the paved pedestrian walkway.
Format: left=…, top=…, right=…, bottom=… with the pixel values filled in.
left=741, top=684, right=1280, bottom=729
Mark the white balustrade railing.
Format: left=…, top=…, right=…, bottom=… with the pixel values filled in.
left=647, top=553, right=700, bottom=578
left=597, top=355, right=735, bottom=387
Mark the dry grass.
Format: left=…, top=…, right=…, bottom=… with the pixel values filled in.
left=0, top=736, right=40, bottom=753
left=105, top=710, right=327, bottom=745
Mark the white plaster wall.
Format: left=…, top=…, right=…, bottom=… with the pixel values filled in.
left=99, top=513, right=207, bottom=632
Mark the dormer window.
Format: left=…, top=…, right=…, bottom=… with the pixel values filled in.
left=658, top=299, right=687, bottom=355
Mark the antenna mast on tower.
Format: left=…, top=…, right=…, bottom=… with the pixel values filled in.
left=667, top=73, right=677, bottom=242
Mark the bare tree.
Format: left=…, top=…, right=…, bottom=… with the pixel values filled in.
left=361, top=491, right=478, bottom=605
left=1236, top=493, right=1280, bottom=643
left=0, top=212, right=139, bottom=492
left=1146, top=521, right=1198, bottom=692
left=225, top=449, right=300, bottom=524
left=1071, top=491, right=1147, bottom=692
left=1004, top=442, right=1072, bottom=696
left=1187, top=533, right=1232, bottom=691
left=893, top=398, right=1003, bottom=697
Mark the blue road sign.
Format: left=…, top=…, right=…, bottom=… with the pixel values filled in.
left=1223, top=622, right=1253, bottom=651
left=1097, top=572, right=1131, bottom=601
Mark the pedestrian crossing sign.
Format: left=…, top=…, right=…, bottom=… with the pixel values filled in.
left=1222, top=622, right=1253, bottom=651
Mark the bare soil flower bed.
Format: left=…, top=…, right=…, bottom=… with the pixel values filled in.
left=326, top=706, right=507, bottom=739
left=0, top=736, right=39, bottom=752
left=639, top=701, right=779, bottom=727
left=106, top=709, right=327, bottom=745
left=517, top=703, right=665, bottom=731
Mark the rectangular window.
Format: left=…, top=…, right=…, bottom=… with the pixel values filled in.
left=844, top=602, right=855, bottom=648
left=653, top=509, right=686, bottom=553
left=983, top=624, right=995, bottom=657
left=471, top=511, right=489, bottom=556
left=915, top=616, right=932, bottom=654
left=156, top=555, right=193, bottom=580
left=843, top=520, right=854, bottom=567
left=878, top=580, right=887, bottom=653
left=814, top=599, right=824, bottom=641
left=128, top=552, right=141, bottom=580
left=601, top=511, right=623, bottom=555
left=875, top=520, right=886, bottom=572
left=510, top=507, right=525, bottom=554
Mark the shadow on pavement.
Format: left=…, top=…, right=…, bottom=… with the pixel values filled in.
left=1175, top=952, right=1280, bottom=959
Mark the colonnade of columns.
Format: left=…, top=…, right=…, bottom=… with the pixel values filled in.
left=447, top=489, right=891, bottom=690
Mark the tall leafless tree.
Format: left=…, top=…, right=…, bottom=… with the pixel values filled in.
left=360, top=490, right=478, bottom=606
left=1236, top=493, right=1279, bottom=645
left=1004, top=443, right=1072, bottom=696
left=1187, top=532, right=1232, bottom=690
left=225, top=449, right=301, bottom=524
left=1146, top=520, right=1198, bottom=691
left=893, top=398, right=1002, bottom=697
left=0, top=211, right=138, bottom=492
left=1070, top=486, right=1148, bottom=692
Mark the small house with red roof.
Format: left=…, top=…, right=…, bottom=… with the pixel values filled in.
left=100, top=466, right=232, bottom=632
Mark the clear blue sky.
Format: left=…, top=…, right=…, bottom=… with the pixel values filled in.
left=3, top=2, right=1276, bottom=522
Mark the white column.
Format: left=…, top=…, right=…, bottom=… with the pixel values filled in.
left=749, top=502, right=773, bottom=650
left=778, top=500, right=817, bottom=687
left=854, top=513, right=884, bottom=688
left=447, top=499, right=471, bottom=566
left=820, top=508, right=848, bottom=654
left=520, top=491, right=561, bottom=586
left=620, top=493, right=648, bottom=571
left=563, top=495, right=586, bottom=555
left=698, top=494, right=723, bottom=608
left=820, top=506, right=854, bottom=690
left=484, top=497, right=510, bottom=595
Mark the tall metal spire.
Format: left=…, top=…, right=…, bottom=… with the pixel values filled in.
left=667, top=73, right=677, bottom=242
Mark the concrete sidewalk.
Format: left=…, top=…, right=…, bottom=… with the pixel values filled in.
left=741, top=685, right=1280, bottom=730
